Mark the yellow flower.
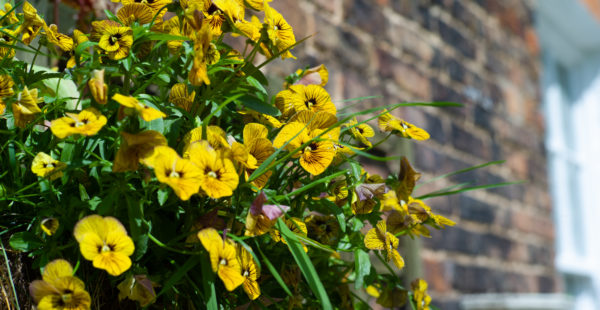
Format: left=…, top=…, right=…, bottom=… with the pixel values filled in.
left=189, top=22, right=214, bottom=86
left=112, top=93, right=166, bottom=121
left=198, top=228, right=245, bottom=291
left=31, top=152, right=67, bottom=181
left=292, top=64, right=329, bottom=87
left=88, top=69, right=108, bottom=105
left=182, top=126, right=230, bottom=156
left=44, top=24, right=74, bottom=52
left=239, top=109, right=283, bottom=129
left=263, top=4, right=296, bottom=59
left=169, top=83, right=196, bottom=111
left=117, top=275, right=156, bottom=307
left=122, top=0, right=172, bottom=15
left=40, top=218, right=59, bottom=236
left=0, top=4, right=19, bottom=26
left=376, top=285, right=408, bottom=308
left=188, top=141, right=239, bottom=199
left=287, top=84, right=337, bottom=116
left=273, top=120, right=336, bottom=175
left=411, top=278, right=432, bottom=310
left=0, top=30, right=15, bottom=59
left=97, top=23, right=133, bottom=60
left=406, top=197, right=455, bottom=229
left=29, top=259, right=91, bottom=310
left=74, top=215, right=135, bottom=276
left=237, top=123, right=275, bottom=189
left=50, top=108, right=107, bottom=139
left=346, top=118, right=375, bottom=147
left=270, top=217, right=308, bottom=252
left=378, top=109, right=429, bottom=140
left=153, top=146, right=202, bottom=201
left=395, top=157, right=421, bottom=204
left=237, top=245, right=261, bottom=300
left=364, top=220, right=404, bottom=269
left=0, top=74, right=14, bottom=114
left=213, top=0, right=245, bottom=21
left=305, top=214, right=340, bottom=246
left=113, top=130, right=167, bottom=172
left=117, top=3, right=155, bottom=26
left=245, top=192, right=289, bottom=236
left=244, top=0, right=271, bottom=11
left=13, top=87, right=42, bottom=128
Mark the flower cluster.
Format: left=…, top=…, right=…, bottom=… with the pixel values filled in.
left=0, top=1, right=474, bottom=308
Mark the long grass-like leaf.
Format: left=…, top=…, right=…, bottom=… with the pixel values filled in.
left=416, top=181, right=524, bottom=200
left=277, top=218, right=332, bottom=309
left=201, top=253, right=218, bottom=310
left=415, top=160, right=505, bottom=189
left=255, top=240, right=293, bottom=297
left=156, top=255, right=202, bottom=298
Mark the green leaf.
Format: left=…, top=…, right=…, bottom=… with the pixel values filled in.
left=277, top=218, right=332, bottom=309
left=157, top=187, right=169, bottom=206
left=354, top=249, right=371, bottom=289
left=239, top=94, right=279, bottom=116
left=255, top=240, right=293, bottom=297
left=157, top=255, right=202, bottom=298
left=9, top=232, right=43, bottom=252
left=201, top=253, right=218, bottom=310
left=415, top=160, right=506, bottom=189
left=74, top=41, right=97, bottom=57
left=275, top=170, right=346, bottom=200
left=246, top=76, right=267, bottom=95
left=416, top=181, right=524, bottom=200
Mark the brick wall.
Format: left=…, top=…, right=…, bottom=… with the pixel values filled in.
left=272, top=0, right=558, bottom=308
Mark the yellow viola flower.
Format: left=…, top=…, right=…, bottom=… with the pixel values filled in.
left=305, top=214, right=340, bottom=246
left=198, top=228, right=245, bottom=291
left=263, top=4, right=296, bottom=59
left=351, top=181, right=388, bottom=214
left=73, top=215, right=135, bottom=276
left=0, top=30, right=16, bottom=59
left=153, top=146, right=202, bottom=201
left=378, top=109, right=430, bottom=140
left=293, top=64, right=329, bottom=87
left=273, top=122, right=336, bottom=175
left=213, top=0, right=245, bottom=22
left=270, top=217, right=308, bottom=251
left=237, top=245, right=261, bottom=300
left=97, top=23, right=133, bottom=60
left=31, top=152, right=67, bottom=181
left=346, top=118, right=375, bottom=147
left=13, top=87, right=42, bottom=128
left=182, top=125, right=230, bottom=155
left=169, top=83, right=196, bottom=111
left=238, top=123, right=275, bottom=189
left=189, top=23, right=214, bottom=86
left=376, top=285, right=408, bottom=308
left=113, top=130, right=167, bottom=172
left=411, top=278, right=432, bottom=310
left=44, top=24, right=74, bottom=52
left=364, top=220, right=405, bottom=269
left=239, top=109, right=283, bottom=129
left=245, top=192, right=289, bottom=236
left=112, top=93, right=167, bottom=121
left=29, top=259, right=91, bottom=310
left=323, top=179, right=349, bottom=206
left=396, top=157, right=421, bottom=204
left=50, top=108, right=107, bottom=139
left=381, top=190, right=401, bottom=212
left=163, top=16, right=191, bottom=53
left=88, top=69, right=108, bottom=105
left=406, top=197, right=455, bottom=229
left=188, top=141, right=239, bottom=199
left=122, top=0, right=172, bottom=15
left=0, top=74, right=14, bottom=114
left=117, top=275, right=156, bottom=307
left=287, top=84, right=337, bottom=116
left=117, top=3, right=155, bottom=26
left=40, top=218, right=59, bottom=236
left=0, top=4, right=19, bottom=26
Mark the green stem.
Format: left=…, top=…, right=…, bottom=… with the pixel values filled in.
left=148, top=233, right=202, bottom=255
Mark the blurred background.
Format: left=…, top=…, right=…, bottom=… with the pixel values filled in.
left=9, top=0, right=600, bottom=309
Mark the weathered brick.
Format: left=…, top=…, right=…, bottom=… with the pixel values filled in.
left=438, top=20, right=476, bottom=59
left=450, top=123, right=488, bottom=159
left=344, top=0, right=387, bottom=37
left=459, top=194, right=496, bottom=224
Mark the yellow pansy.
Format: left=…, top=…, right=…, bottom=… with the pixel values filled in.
left=346, top=118, right=375, bottom=147
left=406, top=197, right=455, bottom=229
left=40, top=218, right=59, bottom=236
left=188, top=141, right=239, bottom=199
left=198, top=228, right=245, bottom=291
left=112, top=93, right=166, bottom=121
left=95, top=22, right=133, bottom=60
left=31, top=152, right=67, bottom=181
left=411, top=278, right=432, bottom=310
left=13, top=87, right=42, bottom=128
left=239, top=109, right=283, bottom=129
left=182, top=125, right=230, bottom=156
left=0, top=4, right=19, bottom=26
left=74, top=215, right=135, bottom=276
left=273, top=119, right=337, bottom=175
left=43, top=24, right=74, bottom=52
left=364, top=220, right=404, bottom=269
left=189, top=22, right=215, bottom=86
left=396, top=157, right=421, bottom=204
left=117, top=3, right=155, bottom=26
left=153, top=146, right=202, bottom=201
left=169, top=83, right=196, bottom=111
left=287, top=84, right=337, bottom=116
left=378, top=109, right=429, bottom=140
left=0, top=74, right=14, bottom=114
left=113, top=130, right=167, bottom=172
left=238, top=123, right=275, bottom=189
left=237, top=245, right=261, bottom=300
left=270, top=217, right=308, bottom=251
left=263, top=4, right=296, bottom=59
left=0, top=30, right=16, bottom=59
left=122, top=0, right=172, bottom=15
left=117, top=275, right=156, bottom=307
left=245, top=192, right=289, bottom=236
left=50, top=108, right=107, bottom=139
left=88, top=69, right=108, bottom=105
left=29, top=259, right=91, bottom=310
